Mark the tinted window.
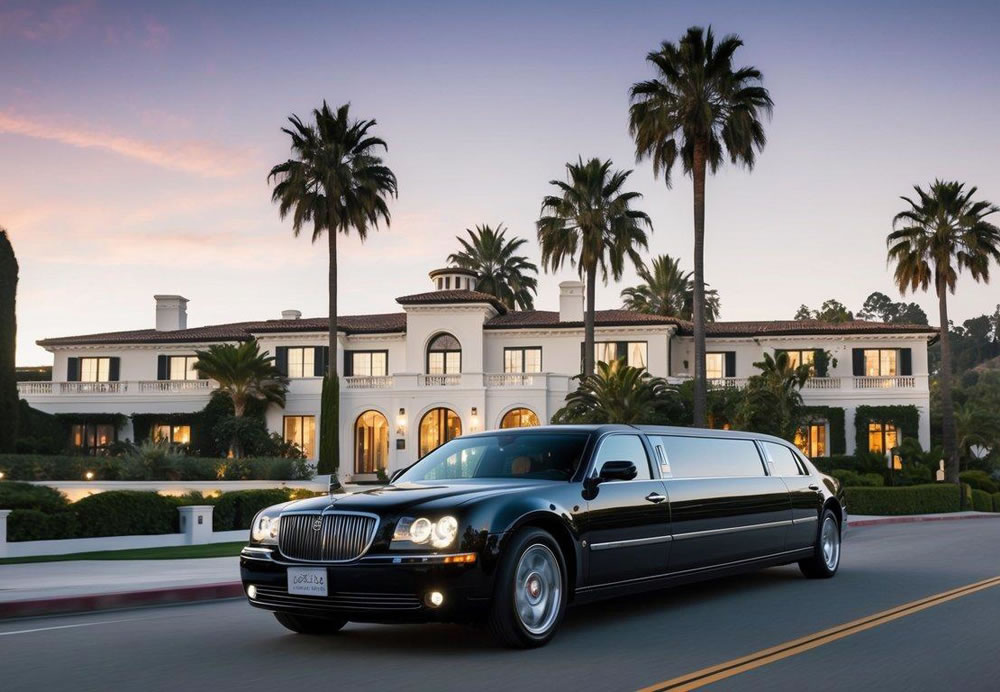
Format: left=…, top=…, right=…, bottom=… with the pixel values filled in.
left=593, top=434, right=651, bottom=480
left=657, top=436, right=765, bottom=478
left=764, top=442, right=804, bottom=476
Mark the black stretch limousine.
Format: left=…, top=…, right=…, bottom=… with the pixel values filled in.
left=240, top=425, right=846, bottom=647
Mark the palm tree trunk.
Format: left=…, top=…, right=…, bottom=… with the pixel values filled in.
left=691, top=137, right=708, bottom=427
left=937, top=282, right=959, bottom=485
left=317, top=215, right=340, bottom=477
left=328, top=220, right=338, bottom=379
left=584, top=264, right=597, bottom=377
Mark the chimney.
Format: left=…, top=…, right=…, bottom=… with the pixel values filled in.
left=559, top=281, right=585, bottom=323
left=281, top=309, right=302, bottom=320
left=154, top=295, right=188, bottom=331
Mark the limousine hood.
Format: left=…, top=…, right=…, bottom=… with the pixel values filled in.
left=281, top=480, right=556, bottom=515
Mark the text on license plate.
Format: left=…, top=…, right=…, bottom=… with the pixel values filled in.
left=287, top=567, right=328, bottom=597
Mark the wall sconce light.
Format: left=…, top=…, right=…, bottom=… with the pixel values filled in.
left=396, top=407, right=407, bottom=436
left=470, top=406, right=481, bottom=432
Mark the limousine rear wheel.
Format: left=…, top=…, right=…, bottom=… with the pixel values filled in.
left=488, top=528, right=567, bottom=648
left=273, top=611, right=348, bottom=635
left=799, top=509, right=841, bottom=579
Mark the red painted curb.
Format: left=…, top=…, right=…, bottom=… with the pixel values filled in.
left=849, top=513, right=1000, bottom=527
left=0, top=581, right=244, bottom=620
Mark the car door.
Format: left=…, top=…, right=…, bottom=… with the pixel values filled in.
left=761, top=441, right=824, bottom=549
left=582, top=433, right=671, bottom=585
left=653, top=434, right=793, bottom=572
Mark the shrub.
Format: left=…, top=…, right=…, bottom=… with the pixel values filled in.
left=993, top=493, right=1000, bottom=512
left=959, top=470, right=999, bottom=494
left=0, top=454, right=313, bottom=481
left=0, top=481, right=71, bottom=513
left=212, top=488, right=298, bottom=532
left=830, top=469, right=884, bottom=487
left=8, top=509, right=78, bottom=542
left=73, top=491, right=180, bottom=537
left=971, top=488, right=993, bottom=512
left=844, top=484, right=960, bottom=516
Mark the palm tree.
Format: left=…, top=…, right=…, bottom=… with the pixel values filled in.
left=193, top=341, right=288, bottom=417
left=447, top=224, right=538, bottom=310
left=269, top=101, right=397, bottom=474
left=888, top=180, right=1000, bottom=484
left=552, top=359, right=671, bottom=424
left=620, top=254, right=720, bottom=321
left=537, top=157, right=652, bottom=376
left=629, top=26, right=772, bottom=427
left=735, top=351, right=811, bottom=441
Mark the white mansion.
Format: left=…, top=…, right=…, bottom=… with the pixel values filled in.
left=21, top=268, right=937, bottom=481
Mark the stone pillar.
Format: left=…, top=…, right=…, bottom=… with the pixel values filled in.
left=178, top=505, right=214, bottom=545
left=0, top=509, right=11, bottom=557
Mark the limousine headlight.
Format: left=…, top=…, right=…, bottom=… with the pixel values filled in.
left=251, top=511, right=281, bottom=545
left=392, top=515, right=458, bottom=549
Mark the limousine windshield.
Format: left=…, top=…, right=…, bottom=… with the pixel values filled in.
left=397, top=431, right=590, bottom=482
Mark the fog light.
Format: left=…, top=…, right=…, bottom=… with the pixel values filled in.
left=246, top=585, right=257, bottom=599
left=426, top=591, right=444, bottom=607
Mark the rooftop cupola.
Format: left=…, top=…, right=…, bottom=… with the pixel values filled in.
left=428, top=267, right=479, bottom=292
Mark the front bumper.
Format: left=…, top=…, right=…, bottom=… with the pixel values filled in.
left=240, top=546, right=494, bottom=624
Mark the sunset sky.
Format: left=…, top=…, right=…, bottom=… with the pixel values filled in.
left=3, top=0, right=999, bottom=365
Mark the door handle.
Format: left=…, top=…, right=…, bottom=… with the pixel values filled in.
left=808, top=484, right=820, bottom=491
left=645, top=493, right=666, bottom=504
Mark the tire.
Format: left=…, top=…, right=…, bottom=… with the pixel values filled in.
left=273, top=611, right=348, bottom=635
left=488, top=528, right=567, bottom=648
left=799, top=508, right=841, bottom=579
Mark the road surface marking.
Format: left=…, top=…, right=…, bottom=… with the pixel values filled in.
left=640, top=574, right=1000, bottom=691
left=0, top=616, right=153, bottom=637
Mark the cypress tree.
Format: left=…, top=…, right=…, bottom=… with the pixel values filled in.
left=318, top=375, right=339, bottom=478
left=0, top=228, right=18, bottom=452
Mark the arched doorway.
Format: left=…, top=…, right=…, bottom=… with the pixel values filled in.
left=419, top=407, right=462, bottom=456
left=500, top=407, right=540, bottom=429
left=354, top=410, right=389, bottom=474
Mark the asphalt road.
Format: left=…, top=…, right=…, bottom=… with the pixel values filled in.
left=3, top=521, right=999, bottom=692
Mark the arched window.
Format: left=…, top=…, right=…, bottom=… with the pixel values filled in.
left=419, top=407, right=462, bottom=456
left=500, top=408, right=540, bottom=429
left=427, top=333, right=461, bottom=374
left=354, top=410, right=389, bottom=475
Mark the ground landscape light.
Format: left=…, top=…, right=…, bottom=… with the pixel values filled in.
left=85, top=471, right=95, bottom=480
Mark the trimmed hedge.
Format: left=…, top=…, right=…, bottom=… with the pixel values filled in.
left=0, top=481, right=71, bottom=513
left=212, top=488, right=299, bottom=531
left=8, top=509, right=79, bottom=542
left=994, top=493, right=1000, bottom=512
left=73, top=491, right=180, bottom=538
left=830, top=469, right=884, bottom=487
left=844, top=484, right=960, bottom=515
left=970, top=489, right=993, bottom=513
left=959, top=470, right=999, bottom=494
left=0, top=454, right=313, bottom=482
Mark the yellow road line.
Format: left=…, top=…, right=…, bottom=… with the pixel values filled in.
left=640, top=574, right=1000, bottom=691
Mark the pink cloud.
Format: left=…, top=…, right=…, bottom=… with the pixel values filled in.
left=0, top=0, right=93, bottom=41
left=0, top=110, right=253, bottom=178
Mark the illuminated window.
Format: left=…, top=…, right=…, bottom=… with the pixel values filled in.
left=868, top=422, right=899, bottom=454
left=706, top=353, right=725, bottom=379
left=588, top=342, right=648, bottom=369
left=500, top=408, right=540, bottom=429
left=283, top=415, right=316, bottom=458
left=794, top=424, right=827, bottom=457
left=354, top=410, right=389, bottom=474
left=504, top=347, right=542, bottom=373
left=153, top=424, right=191, bottom=445
left=864, top=349, right=898, bottom=377
left=419, top=408, right=462, bottom=456
left=80, top=357, right=111, bottom=382
left=779, top=350, right=816, bottom=373
left=168, top=356, right=199, bottom=381
left=286, top=347, right=315, bottom=379
left=427, top=334, right=461, bottom=374
left=349, top=351, right=387, bottom=377
left=70, top=423, right=116, bottom=455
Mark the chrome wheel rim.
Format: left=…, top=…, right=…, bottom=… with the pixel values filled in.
left=513, top=544, right=561, bottom=635
left=821, top=516, right=840, bottom=570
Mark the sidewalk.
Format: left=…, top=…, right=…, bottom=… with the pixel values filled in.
left=847, top=510, right=1000, bottom=527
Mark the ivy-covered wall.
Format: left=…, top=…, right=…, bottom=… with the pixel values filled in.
left=801, top=406, right=846, bottom=455
left=854, top=405, right=920, bottom=454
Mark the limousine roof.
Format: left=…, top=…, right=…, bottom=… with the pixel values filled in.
left=463, top=424, right=793, bottom=447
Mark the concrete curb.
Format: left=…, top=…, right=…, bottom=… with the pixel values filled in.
left=0, top=581, right=244, bottom=620
left=848, top=513, right=1000, bottom=527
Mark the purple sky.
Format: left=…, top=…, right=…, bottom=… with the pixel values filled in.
left=3, top=0, right=1000, bottom=365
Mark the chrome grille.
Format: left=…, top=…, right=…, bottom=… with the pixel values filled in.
left=278, top=512, right=378, bottom=562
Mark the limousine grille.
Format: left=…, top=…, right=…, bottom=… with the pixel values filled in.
left=278, top=512, right=378, bottom=562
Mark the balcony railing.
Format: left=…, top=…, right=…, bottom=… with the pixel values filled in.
left=343, top=376, right=395, bottom=390
left=485, top=374, right=538, bottom=387
left=803, top=377, right=842, bottom=390
left=17, top=380, right=217, bottom=395
left=853, top=376, right=917, bottom=389
left=421, top=374, right=462, bottom=387
left=672, top=375, right=923, bottom=391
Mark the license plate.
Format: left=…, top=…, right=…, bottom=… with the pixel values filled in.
left=287, top=567, right=328, bottom=597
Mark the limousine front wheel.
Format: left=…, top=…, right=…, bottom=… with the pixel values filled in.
left=799, top=509, right=841, bottom=579
left=488, top=528, right=566, bottom=648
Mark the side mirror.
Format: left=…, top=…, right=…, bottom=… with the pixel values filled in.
left=598, top=460, right=637, bottom=482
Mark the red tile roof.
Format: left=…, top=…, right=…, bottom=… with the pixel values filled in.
left=484, top=310, right=682, bottom=329
left=396, top=290, right=508, bottom=314
left=693, top=319, right=938, bottom=338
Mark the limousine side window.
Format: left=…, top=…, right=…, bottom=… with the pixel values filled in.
left=657, top=436, right=766, bottom=478
left=593, top=434, right=652, bottom=481
left=762, top=441, right=806, bottom=476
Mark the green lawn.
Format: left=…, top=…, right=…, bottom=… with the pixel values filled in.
left=0, top=541, right=246, bottom=565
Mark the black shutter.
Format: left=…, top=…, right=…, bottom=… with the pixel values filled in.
left=157, top=355, right=169, bottom=380
left=315, top=346, right=329, bottom=377
left=66, top=357, right=79, bottom=382
left=580, top=342, right=585, bottom=372
left=852, top=349, right=865, bottom=376
left=899, top=348, right=912, bottom=376
left=274, top=347, right=288, bottom=376
left=343, top=350, right=353, bottom=376
left=616, top=342, right=628, bottom=364
left=108, top=357, right=121, bottom=382
left=724, top=351, right=737, bottom=378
